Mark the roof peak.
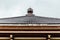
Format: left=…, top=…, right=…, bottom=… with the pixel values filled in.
left=26, top=8, right=35, bottom=16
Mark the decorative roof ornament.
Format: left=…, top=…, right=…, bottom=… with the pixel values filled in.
left=27, top=8, right=33, bottom=13
left=26, top=8, right=35, bottom=16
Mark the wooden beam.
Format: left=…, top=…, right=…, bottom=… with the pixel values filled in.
left=14, top=37, right=46, bottom=39
left=0, top=31, right=59, bottom=33
left=0, top=26, right=60, bottom=31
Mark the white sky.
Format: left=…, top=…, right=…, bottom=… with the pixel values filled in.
left=0, top=0, right=60, bottom=18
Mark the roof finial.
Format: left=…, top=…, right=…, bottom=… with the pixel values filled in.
left=26, top=8, right=34, bottom=16
left=27, top=8, right=33, bottom=13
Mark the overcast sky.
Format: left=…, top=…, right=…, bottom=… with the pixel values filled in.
left=0, top=0, right=60, bottom=18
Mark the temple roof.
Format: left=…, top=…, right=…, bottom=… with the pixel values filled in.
left=0, top=8, right=60, bottom=24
